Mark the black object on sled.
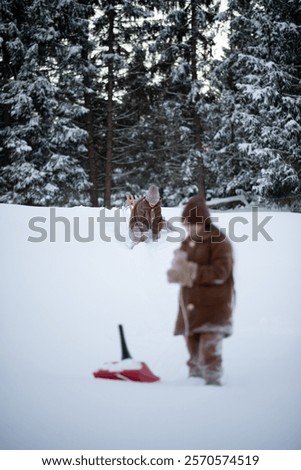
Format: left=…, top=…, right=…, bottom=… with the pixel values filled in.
left=93, top=324, right=160, bottom=383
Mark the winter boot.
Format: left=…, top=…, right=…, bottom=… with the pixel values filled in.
left=188, top=363, right=203, bottom=378
left=205, top=377, right=222, bottom=386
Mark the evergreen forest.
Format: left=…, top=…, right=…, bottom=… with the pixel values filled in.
left=1, top=0, right=300, bottom=210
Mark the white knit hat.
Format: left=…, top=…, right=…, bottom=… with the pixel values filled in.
left=145, top=185, right=160, bottom=204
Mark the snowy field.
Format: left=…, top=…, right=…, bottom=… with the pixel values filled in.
left=0, top=203, right=301, bottom=450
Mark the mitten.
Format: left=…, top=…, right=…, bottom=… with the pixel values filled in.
left=167, top=267, right=181, bottom=283
left=179, top=260, right=198, bottom=287
left=167, top=249, right=198, bottom=287
left=167, top=249, right=186, bottom=283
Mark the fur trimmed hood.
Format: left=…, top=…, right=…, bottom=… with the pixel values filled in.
left=182, top=195, right=211, bottom=227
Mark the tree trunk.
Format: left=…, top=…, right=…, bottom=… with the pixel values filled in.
left=104, top=10, right=114, bottom=209
left=82, top=46, right=99, bottom=207
left=191, top=0, right=205, bottom=198
left=85, top=99, right=99, bottom=207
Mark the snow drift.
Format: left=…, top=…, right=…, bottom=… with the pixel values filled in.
left=0, top=203, right=301, bottom=450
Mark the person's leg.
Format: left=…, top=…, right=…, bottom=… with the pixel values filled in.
left=129, top=222, right=148, bottom=243
left=199, top=333, right=223, bottom=385
left=186, top=334, right=203, bottom=377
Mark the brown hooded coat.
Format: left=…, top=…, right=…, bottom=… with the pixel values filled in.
left=174, top=228, right=234, bottom=337
left=129, top=197, right=164, bottom=238
left=172, top=194, right=234, bottom=338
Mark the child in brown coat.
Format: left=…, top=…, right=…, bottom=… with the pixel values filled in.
left=129, top=185, right=164, bottom=242
left=167, top=196, right=234, bottom=385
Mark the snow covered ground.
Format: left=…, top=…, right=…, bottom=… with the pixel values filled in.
left=0, top=203, right=301, bottom=450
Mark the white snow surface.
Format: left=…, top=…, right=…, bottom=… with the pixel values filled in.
left=101, top=359, right=142, bottom=372
left=0, top=203, right=301, bottom=450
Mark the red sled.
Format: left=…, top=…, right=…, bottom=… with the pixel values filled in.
left=93, top=325, right=160, bottom=383
left=93, top=360, right=160, bottom=383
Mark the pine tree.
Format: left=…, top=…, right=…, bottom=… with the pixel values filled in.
left=150, top=0, right=219, bottom=201
left=0, top=0, right=94, bottom=206
left=209, top=0, right=301, bottom=209
left=93, top=0, right=163, bottom=208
